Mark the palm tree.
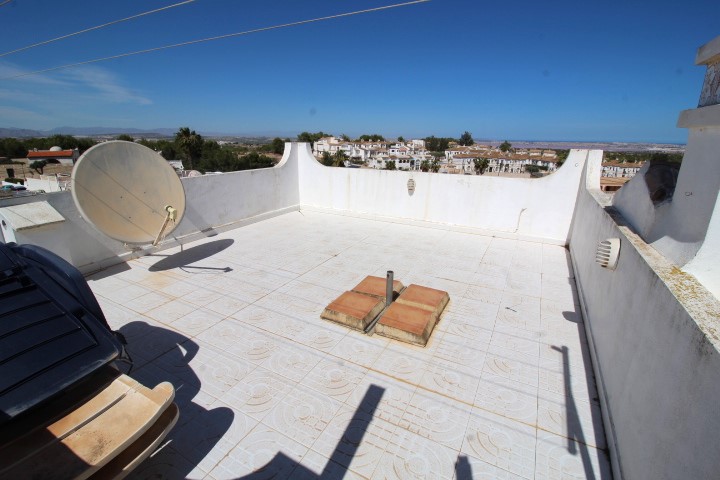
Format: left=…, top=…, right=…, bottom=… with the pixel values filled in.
left=333, top=150, right=348, bottom=167
left=175, top=127, right=203, bottom=170
left=473, top=158, right=489, bottom=175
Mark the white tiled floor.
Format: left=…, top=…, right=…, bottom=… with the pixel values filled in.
left=88, top=211, right=611, bottom=479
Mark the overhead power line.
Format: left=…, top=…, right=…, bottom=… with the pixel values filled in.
left=0, top=0, right=13, bottom=7
left=0, top=0, right=196, bottom=58
left=0, top=0, right=430, bottom=81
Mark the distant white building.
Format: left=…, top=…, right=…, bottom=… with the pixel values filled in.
left=602, top=162, right=645, bottom=178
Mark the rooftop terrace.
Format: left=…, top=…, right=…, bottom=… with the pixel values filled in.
left=91, top=210, right=609, bottom=479
left=2, top=35, right=720, bottom=480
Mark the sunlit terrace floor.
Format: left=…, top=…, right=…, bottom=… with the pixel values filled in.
left=87, top=210, right=611, bottom=479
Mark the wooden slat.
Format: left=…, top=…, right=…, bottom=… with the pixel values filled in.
left=0, top=375, right=174, bottom=480
left=91, top=403, right=179, bottom=480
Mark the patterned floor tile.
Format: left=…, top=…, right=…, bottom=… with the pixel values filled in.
left=536, top=390, right=606, bottom=449
left=328, top=331, right=389, bottom=368
left=474, top=375, right=538, bottom=425
left=455, top=453, right=527, bottom=479
left=346, top=372, right=416, bottom=426
left=399, top=390, right=472, bottom=450
left=461, top=408, right=537, bottom=479
left=419, top=358, right=482, bottom=404
left=222, top=367, right=294, bottom=421
left=482, top=353, right=539, bottom=388
left=260, top=339, right=326, bottom=383
left=263, top=383, right=343, bottom=448
left=209, top=424, right=308, bottom=480
left=311, top=405, right=395, bottom=478
left=534, top=430, right=611, bottom=480
left=372, top=427, right=457, bottom=480
left=303, top=358, right=369, bottom=403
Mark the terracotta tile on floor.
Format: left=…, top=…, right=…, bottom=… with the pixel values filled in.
left=321, top=291, right=385, bottom=331
left=351, top=275, right=404, bottom=301
left=375, top=302, right=438, bottom=346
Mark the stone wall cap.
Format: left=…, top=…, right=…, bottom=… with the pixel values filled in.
left=677, top=103, right=720, bottom=128
left=696, top=35, right=720, bottom=65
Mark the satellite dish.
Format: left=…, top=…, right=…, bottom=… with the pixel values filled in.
left=71, top=141, right=186, bottom=246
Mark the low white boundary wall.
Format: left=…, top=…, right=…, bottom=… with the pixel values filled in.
left=1, top=143, right=591, bottom=270
left=569, top=155, right=720, bottom=480
left=296, top=143, right=593, bottom=244
left=0, top=147, right=300, bottom=273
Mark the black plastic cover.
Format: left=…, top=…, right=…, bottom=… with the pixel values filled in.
left=0, top=243, right=121, bottom=425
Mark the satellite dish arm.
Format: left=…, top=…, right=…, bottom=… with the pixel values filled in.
left=152, top=205, right=178, bottom=246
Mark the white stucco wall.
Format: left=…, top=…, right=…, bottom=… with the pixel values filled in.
left=611, top=116, right=720, bottom=299
left=0, top=146, right=300, bottom=273
left=569, top=156, right=720, bottom=480
left=612, top=34, right=720, bottom=298
left=296, top=143, right=595, bottom=244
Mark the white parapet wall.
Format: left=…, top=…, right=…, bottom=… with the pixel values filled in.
left=0, top=146, right=300, bottom=273
left=296, top=142, right=595, bottom=245
left=0, top=142, right=593, bottom=269
left=612, top=34, right=720, bottom=299
left=570, top=153, right=720, bottom=480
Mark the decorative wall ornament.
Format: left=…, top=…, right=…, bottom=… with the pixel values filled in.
left=407, top=177, right=416, bottom=195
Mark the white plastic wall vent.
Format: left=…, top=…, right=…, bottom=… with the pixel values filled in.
left=596, top=238, right=620, bottom=270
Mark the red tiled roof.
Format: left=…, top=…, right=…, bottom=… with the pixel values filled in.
left=27, top=150, right=74, bottom=158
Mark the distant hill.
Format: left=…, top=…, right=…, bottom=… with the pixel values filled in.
left=0, top=126, right=177, bottom=138
left=0, top=128, right=45, bottom=138
left=0, top=126, right=296, bottom=140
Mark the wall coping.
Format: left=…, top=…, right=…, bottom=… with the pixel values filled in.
left=696, top=34, right=720, bottom=65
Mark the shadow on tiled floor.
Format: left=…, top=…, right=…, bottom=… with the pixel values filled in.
left=120, top=321, right=234, bottom=479
left=148, top=239, right=235, bottom=273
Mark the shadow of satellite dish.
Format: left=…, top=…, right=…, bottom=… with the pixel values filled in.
left=71, top=141, right=186, bottom=245
left=148, top=239, right=234, bottom=272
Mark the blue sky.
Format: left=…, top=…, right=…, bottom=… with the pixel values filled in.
left=0, top=0, right=717, bottom=143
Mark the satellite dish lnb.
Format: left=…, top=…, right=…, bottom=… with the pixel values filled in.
left=71, top=141, right=186, bottom=246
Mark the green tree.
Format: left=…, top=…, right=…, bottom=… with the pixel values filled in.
left=30, top=160, right=47, bottom=174
left=333, top=150, right=348, bottom=167
left=420, top=160, right=430, bottom=172
left=240, top=152, right=275, bottom=170
left=556, top=149, right=569, bottom=167
left=271, top=137, right=285, bottom=155
left=459, top=131, right=474, bottom=146
left=175, top=127, right=203, bottom=170
left=340, top=134, right=351, bottom=142
left=430, top=158, right=441, bottom=173
left=424, top=136, right=454, bottom=153
left=116, top=134, right=134, bottom=142
left=499, top=140, right=512, bottom=153
left=385, top=160, right=397, bottom=171
left=320, top=151, right=333, bottom=166
left=397, top=136, right=405, bottom=143
left=0, top=138, right=28, bottom=158
left=357, top=134, right=385, bottom=142
left=473, top=158, right=489, bottom=175
left=297, top=131, right=330, bottom=146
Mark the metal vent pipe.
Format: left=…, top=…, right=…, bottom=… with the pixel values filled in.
left=386, top=270, right=394, bottom=306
